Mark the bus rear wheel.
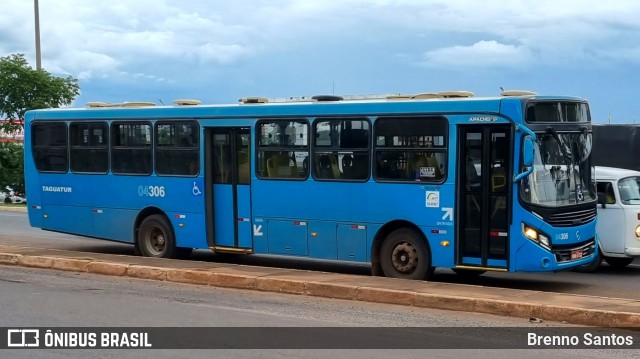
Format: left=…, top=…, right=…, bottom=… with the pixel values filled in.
left=138, top=214, right=178, bottom=258
left=380, top=228, right=433, bottom=280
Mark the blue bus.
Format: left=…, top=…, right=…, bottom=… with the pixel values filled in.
left=23, top=91, right=598, bottom=280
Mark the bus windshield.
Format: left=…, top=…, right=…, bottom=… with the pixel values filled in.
left=521, top=131, right=596, bottom=206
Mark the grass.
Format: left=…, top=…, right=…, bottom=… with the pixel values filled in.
left=0, top=202, right=27, bottom=208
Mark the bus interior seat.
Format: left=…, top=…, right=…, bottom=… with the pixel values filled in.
left=406, top=154, right=442, bottom=180
left=339, top=129, right=369, bottom=179
left=425, top=154, right=442, bottom=179
left=267, top=153, right=297, bottom=178
left=407, top=155, right=422, bottom=179
left=317, top=154, right=334, bottom=179
left=342, top=154, right=354, bottom=178
left=330, top=155, right=341, bottom=178
left=342, top=154, right=368, bottom=179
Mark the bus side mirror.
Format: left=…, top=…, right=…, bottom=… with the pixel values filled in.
left=514, top=136, right=535, bottom=183
left=523, top=136, right=534, bottom=167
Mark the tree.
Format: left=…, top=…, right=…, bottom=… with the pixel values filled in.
left=0, top=142, right=24, bottom=195
left=0, top=53, right=80, bottom=195
left=0, top=53, right=80, bottom=133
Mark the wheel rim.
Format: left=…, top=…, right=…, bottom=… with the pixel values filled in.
left=391, top=241, right=419, bottom=274
left=145, top=226, right=166, bottom=256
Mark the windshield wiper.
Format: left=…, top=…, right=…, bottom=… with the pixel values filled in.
left=546, top=127, right=572, bottom=166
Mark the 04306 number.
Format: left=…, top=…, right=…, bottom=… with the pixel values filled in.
left=138, top=185, right=166, bottom=197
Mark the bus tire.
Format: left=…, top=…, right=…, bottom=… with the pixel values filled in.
left=138, top=214, right=178, bottom=258
left=603, top=256, right=633, bottom=269
left=380, top=228, right=433, bottom=280
left=573, top=248, right=602, bottom=273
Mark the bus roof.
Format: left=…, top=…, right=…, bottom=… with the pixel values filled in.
left=24, top=93, right=587, bottom=122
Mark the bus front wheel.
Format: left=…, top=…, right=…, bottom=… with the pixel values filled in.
left=380, top=228, right=433, bottom=280
left=138, top=214, right=178, bottom=258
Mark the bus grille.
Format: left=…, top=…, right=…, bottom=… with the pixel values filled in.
left=552, top=238, right=596, bottom=263
left=547, top=208, right=596, bottom=227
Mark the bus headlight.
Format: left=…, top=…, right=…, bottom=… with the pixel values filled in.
left=523, top=223, right=551, bottom=249
left=636, top=225, right=640, bottom=238
left=524, top=226, right=538, bottom=241
left=539, top=233, right=550, bottom=247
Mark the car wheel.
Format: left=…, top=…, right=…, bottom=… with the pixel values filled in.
left=603, top=256, right=634, bottom=269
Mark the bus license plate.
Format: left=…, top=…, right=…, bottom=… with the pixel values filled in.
left=570, top=250, right=584, bottom=260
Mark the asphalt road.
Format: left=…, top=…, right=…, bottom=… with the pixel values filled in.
left=1, top=265, right=637, bottom=359
left=1, top=210, right=640, bottom=300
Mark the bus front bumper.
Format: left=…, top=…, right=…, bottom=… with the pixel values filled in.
left=515, top=237, right=598, bottom=272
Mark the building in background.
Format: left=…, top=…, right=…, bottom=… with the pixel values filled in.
left=0, top=120, right=24, bottom=144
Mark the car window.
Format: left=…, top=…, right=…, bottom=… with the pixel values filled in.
left=596, top=181, right=615, bottom=204
left=618, top=177, right=640, bottom=205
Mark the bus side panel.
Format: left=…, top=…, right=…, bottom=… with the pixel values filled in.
left=308, top=221, right=338, bottom=260
left=41, top=205, right=93, bottom=237
left=417, top=225, right=455, bottom=268
left=26, top=178, right=43, bottom=229
left=92, top=208, right=137, bottom=243
left=252, top=219, right=269, bottom=253
left=168, top=212, right=207, bottom=249
left=252, top=180, right=454, bottom=265
left=337, top=224, right=367, bottom=262
left=267, top=219, right=308, bottom=256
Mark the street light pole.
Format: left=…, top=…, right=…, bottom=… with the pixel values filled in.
left=34, top=0, right=41, bottom=70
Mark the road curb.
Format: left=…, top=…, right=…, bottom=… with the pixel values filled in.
left=1, top=250, right=640, bottom=328
left=0, top=206, right=27, bottom=213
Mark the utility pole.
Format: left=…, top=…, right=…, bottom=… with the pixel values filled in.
left=34, top=0, right=42, bottom=70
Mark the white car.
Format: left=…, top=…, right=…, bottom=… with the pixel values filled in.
left=0, top=191, right=26, bottom=204
left=578, top=166, right=640, bottom=271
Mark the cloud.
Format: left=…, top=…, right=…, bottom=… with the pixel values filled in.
left=6, top=0, right=640, bottom=79
left=421, top=40, right=533, bottom=68
left=3, top=0, right=640, bottom=122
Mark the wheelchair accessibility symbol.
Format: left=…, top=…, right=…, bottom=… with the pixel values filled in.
left=192, top=181, right=202, bottom=196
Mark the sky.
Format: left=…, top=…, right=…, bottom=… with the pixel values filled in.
left=2, top=0, right=640, bottom=123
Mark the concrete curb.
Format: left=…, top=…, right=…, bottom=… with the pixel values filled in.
left=1, top=249, right=640, bottom=328
left=0, top=206, right=28, bottom=213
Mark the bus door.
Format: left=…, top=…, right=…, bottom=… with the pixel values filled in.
left=205, top=127, right=253, bottom=252
left=457, top=125, right=511, bottom=269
